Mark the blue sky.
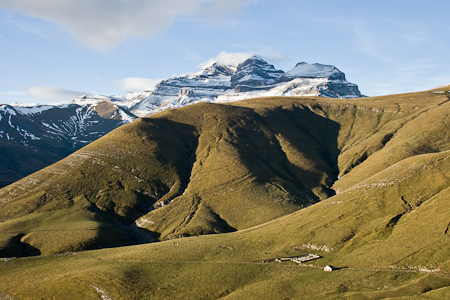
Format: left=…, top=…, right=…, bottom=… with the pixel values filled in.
left=1, top=0, right=449, bottom=105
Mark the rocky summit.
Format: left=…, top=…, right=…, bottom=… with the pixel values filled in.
left=130, top=56, right=362, bottom=117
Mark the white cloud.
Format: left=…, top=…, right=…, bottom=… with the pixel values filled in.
left=357, top=61, right=449, bottom=96
left=199, top=51, right=256, bottom=68
left=0, top=0, right=257, bottom=52
left=27, top=86, right=88, bottom=101
left=198, top=50, right=290, bottom=68
left=115, top=77, right=162, bottom=92
left=259, top=50, right=290, bottom=67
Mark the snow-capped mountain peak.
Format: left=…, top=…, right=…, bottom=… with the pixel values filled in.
left=280, top=62, right=345, bottom=81
left=197, top=63, right=236, bottom=77
left=14, top=105, right=55, bottom=116
left=130, top=57, right=362, bottom=117
left=72, top=93, right=146, bottom=109
left=1, top=100, right=137, bottom=155
left=231, top=56, right=284, bottom=90
left=0, top=104, right=17, bottom=116
left=244, top=55, right=268, bottom=63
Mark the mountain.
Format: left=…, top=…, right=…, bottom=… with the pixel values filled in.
left=0, top=102, right=136, bottom=187
left=2, top=87, right=450, bottom=299
left=230, top=55, right=284, bottom=90
left=71, top=91, right=152, bottom=108
left=0, top=87, right=448, bottom=249
left=0, top=57, right=360, bottom=187
left=0, top=97, right=340, bottom=255
left=130, top=56, right=362, bottom=117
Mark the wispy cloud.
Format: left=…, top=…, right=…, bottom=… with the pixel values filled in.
left=349, top=20, right=433, bottom=63
left=358, top=61, right=448, bottom=96
left=199, top=51, right=255, bottom=68
left=199, top=50, right=290, bottom=68
left=0, top=0, right=258, bottom=52
left=115, top=77, right=162, bottom=92
left=290, top=9, right=434, bottom=63
left=27, top=86, right=88, bottom=101
left=15, top=22, right=51, bottom=41
left=260, top=51, right=290, bottom=66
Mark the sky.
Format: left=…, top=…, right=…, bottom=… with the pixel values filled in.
left=0, top=0, right=449, bottom=105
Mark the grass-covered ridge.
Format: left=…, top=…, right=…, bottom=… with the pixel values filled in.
left=2, top=88, right=450, bottom=298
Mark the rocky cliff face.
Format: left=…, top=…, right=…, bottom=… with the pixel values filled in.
left=231, top=56, right=284, bottom=91
left=130, top=56, right=362, bottom=117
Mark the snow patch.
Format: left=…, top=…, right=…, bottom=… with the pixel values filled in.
left=0, top=105, right=17, bottom=116
left=283, top=62, right=342, bottom=79
left=73, top=93, right=147, bottom=108
left=118, top=109, right=136, bottom=124
left=90, top=285, right=113, bottom=300
left=238, top=73, right=267, bottom=82
left=14, top=105, right=54, bottom=116
left=135, top=217, right=155, bottom=228
left=16, top=127, right=41, bottom=141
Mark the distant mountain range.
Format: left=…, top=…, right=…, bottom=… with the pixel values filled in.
left=0, top=56, right=362, bottom=187
left=0, top=102, right=136, bottom=187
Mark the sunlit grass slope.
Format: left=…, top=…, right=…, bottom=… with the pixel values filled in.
left=0, top=98, right=348, bottom=254
left=1, top=89, right=450, bottom=256
left=1, top=88, right=450, bottom=298
left=3, top=151, right=450, bottom=299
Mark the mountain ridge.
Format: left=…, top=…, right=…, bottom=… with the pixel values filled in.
left=1, top=88, right=448, bottom=253
left=2, top=88, right=450, bottom=298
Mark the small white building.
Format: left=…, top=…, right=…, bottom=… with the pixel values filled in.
left=324, top=265, right=335, bottom=272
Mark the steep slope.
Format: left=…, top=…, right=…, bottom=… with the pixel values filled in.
left=3, top=150, right=450, bottom=299
left=0, top=99, right=343, bottom=255
left=2, top=88, right=450, bottom=299
left=333, top=89, right=450, bottom=192
left=1, top=88, right=449, bottom=258
left=0, top=102, right=136, bottom=187
left=230, top=56, right=284, bottom=91
left=0, top=140, right=68, bottom=189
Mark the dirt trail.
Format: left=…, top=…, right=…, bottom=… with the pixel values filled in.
left=79, top=254, right=450, bottom=278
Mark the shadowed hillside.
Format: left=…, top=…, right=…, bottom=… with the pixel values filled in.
left=1, top=90, right=450, bottom=256
left=2, top=88, right=450, bottom=299
left=0, top=100, right=345, bottom=255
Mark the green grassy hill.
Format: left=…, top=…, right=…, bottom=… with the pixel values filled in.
left=1, top=88, right=450, bottom=299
